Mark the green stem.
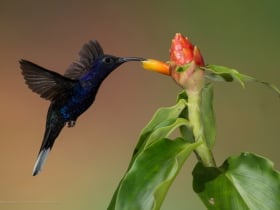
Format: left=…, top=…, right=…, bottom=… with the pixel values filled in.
left=186, top=89, right=216, bottom=167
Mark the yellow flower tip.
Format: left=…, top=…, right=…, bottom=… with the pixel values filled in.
left=141, top=59, right=170, bottom=75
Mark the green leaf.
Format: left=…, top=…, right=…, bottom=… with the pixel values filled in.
left=133, top=99, right=187, bottom=156
left=179, top=123, right=194, bottom=143
left=201, top=83, right=216, bottom=148
left=108, top=138, right=201, bottom=210
left=143, top=118, right=191, bottom=149
left=203, top=64, right=280, bottom=97
left=175, top=63, right=192, bottom=72
left=176, top=90, right=188, bottom=102
left=203, top=65, right=255, bottom=87
left=108, top=96, right=199, bottom=210
left=193, top=153, right=280, bottom=210
left=176, top=91, right=194, bottom=142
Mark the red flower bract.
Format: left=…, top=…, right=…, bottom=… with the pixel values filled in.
left=140, top=33, right=206, bottom=90
left=170, top=33, right=205, bottom=66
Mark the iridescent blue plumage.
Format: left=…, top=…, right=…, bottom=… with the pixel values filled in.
left=20, top=40, right=144, bottom=176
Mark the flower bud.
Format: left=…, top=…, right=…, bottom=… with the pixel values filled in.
left=170, top=33, right=204, bottom=66
left=141, top=33, right=205, bottom=91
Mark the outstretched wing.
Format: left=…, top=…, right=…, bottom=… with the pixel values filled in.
left=20, top=59, right=75, bottom=101
left=64, top=40, right=104, bottom=79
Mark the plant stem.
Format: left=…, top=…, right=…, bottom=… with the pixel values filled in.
left=186, top=89, right=216, bottom=167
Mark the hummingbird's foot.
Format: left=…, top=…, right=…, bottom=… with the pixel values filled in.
left=67, top=120, right=76, bottom=127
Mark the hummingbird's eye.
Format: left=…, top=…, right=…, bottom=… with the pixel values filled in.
left=102, top=57, right=114, bottom=64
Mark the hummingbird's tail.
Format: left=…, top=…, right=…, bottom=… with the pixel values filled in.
left=33, top=108, right=65, bottom=176
left=32, top=148, right=51, bottom=176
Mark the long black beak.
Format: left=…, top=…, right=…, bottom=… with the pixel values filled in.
left=118, top=57, right=146, bottom=63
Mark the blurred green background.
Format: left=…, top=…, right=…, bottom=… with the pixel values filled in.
left=1, top=0, right=279, bottom=209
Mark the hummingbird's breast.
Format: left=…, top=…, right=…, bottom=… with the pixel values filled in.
left=59, top=82, right=98, bottom=121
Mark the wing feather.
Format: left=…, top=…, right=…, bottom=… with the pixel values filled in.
left=20, top=59, right=75, bottom=101
left=64, top=40, right=104, bottom=79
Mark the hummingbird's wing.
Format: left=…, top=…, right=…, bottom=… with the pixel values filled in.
left=20, top=59, right=75, bottom=101
left=64, top=40, right=104, bottom=79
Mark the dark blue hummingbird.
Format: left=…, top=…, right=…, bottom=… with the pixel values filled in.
left=20, top=40, right=145, bottom=176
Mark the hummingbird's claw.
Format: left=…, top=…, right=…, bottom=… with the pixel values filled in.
left=67, top=120, right=76, bottom=127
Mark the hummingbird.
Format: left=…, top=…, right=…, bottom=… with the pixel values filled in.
left=20, top=40, right=145, bottom=176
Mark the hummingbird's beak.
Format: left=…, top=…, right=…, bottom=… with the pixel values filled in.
left=118, top=57, right=146, bottom=63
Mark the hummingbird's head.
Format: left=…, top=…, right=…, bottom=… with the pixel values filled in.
left=65, top=40, right=146, bottom=81
left=97, top=55, right=145, bottom=72
left=85, top=55, right=145, bottom=82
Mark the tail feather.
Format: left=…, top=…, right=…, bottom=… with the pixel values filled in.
left=32, top=107, right=65, bottom=176
left=32, top=148, right=51, bottom=176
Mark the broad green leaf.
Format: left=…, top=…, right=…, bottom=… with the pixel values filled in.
left=203, top=65, right=280, bottom=96
left=175, top=63, right=192, bottom=73
left=133, top=99, right=187, bottom=156
left=179, top=123, right=194, bottom=143
left=176, top=91, right=195, bottom=142
left=203, top=65, right=255, bottom=87
left=176, top=91, right=189, bottom=122
left=143, top=118, right=191, bottom=150
left=176, top=90, right=188, bottom=102
left=201, top=83, right=216, bottom=148
left=108, top=98, right=196, bottom=210
left=140, top=99, right=187, bottom=136
left=193, top=153, right=280, bottom=210
left=108, top=138, right=201, bottom=210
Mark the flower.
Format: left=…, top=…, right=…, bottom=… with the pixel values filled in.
left=170, top=33, right=204, bottom=66
left=141, top=33, right=205, bottom=90
left=141, top=59, right=170, bottom=75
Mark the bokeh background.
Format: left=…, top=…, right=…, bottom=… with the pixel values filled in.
left=1, top=0, right=279, bottom=209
